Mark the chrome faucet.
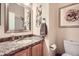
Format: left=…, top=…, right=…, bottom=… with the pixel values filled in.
left=17, top=36, right=24, bottom=41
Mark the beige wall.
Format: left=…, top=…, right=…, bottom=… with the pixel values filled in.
left=49, top=3, right=79, bottom=54
left=56, top=3, right=79, bottom=54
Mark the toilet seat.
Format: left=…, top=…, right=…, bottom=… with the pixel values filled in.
left=62, top=53, right=72, bottom=56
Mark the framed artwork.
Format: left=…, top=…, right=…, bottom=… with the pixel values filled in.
left=36, top=4, right=42, bottom=27
left=59, top=3, right=79, bottom=28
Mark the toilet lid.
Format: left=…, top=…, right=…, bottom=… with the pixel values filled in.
left=62, top=53, right=72, bottom=56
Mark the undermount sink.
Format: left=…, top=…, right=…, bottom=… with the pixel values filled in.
left=15, top=39, right=32, bottom=44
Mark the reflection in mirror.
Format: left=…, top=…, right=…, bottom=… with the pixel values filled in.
left=5, top=3, right=32, bottom=33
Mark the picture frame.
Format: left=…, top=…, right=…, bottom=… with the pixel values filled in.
left=59, top=3, right=79, bottom=28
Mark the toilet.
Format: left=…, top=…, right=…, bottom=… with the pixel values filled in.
left=62, top=40, right=79, bottom=56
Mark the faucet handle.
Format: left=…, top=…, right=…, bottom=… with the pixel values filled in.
left=18, top=36, right=24, bottom=40
left=11, top=35, right=15, bottom=41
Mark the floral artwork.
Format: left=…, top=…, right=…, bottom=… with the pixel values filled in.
left=65, top=9, right=79, bottom=22
left=36, top=4, right=42, bottom=27
left=60, top=4, right=79, bottom=27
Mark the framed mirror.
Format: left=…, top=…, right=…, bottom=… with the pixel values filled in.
left=4, top=3, right=32, bottom=33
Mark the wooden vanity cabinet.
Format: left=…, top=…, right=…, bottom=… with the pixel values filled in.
left=32, top=42, right=43, bottom=56
left=13, top=40, right=43, bottom=56
left=14, top=47, right=31, bottom=56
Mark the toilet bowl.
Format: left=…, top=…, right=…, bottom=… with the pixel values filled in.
left=62, top=40, right=79, bottom=56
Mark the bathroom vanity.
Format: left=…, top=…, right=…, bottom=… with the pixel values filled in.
left=0, top=36, right=44, bottom=56
left=0, top=3, right=44, bottom=56
left=14, top=40, right=43, bottom=56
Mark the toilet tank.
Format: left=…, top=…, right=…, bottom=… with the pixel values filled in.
left=64, top=40, right=79, bottom=56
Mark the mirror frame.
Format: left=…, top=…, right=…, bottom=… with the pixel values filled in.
left=4, top=3, right=33, bottom=33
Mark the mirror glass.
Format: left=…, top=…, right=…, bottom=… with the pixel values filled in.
left=5, top=3, right=32, bottom=33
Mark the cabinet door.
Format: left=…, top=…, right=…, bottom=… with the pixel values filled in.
left=26, top=47, right=32, bottom=56
left=32, top=42, right=43, bottom=56
left=14, top=47, right=31, bottom=56
left=38, top=43, right=43, bottom=56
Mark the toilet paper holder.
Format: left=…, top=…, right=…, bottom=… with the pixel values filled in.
left=50, top=44, right=57, bottom=51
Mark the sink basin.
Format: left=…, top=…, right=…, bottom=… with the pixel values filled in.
left=16, top=39, right=32, bottom=44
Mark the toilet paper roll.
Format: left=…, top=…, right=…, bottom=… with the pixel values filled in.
left=50, top=44, right=56, bottom=51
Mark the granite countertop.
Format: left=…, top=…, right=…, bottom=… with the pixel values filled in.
left=0, top=36, right=43, bottom=56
